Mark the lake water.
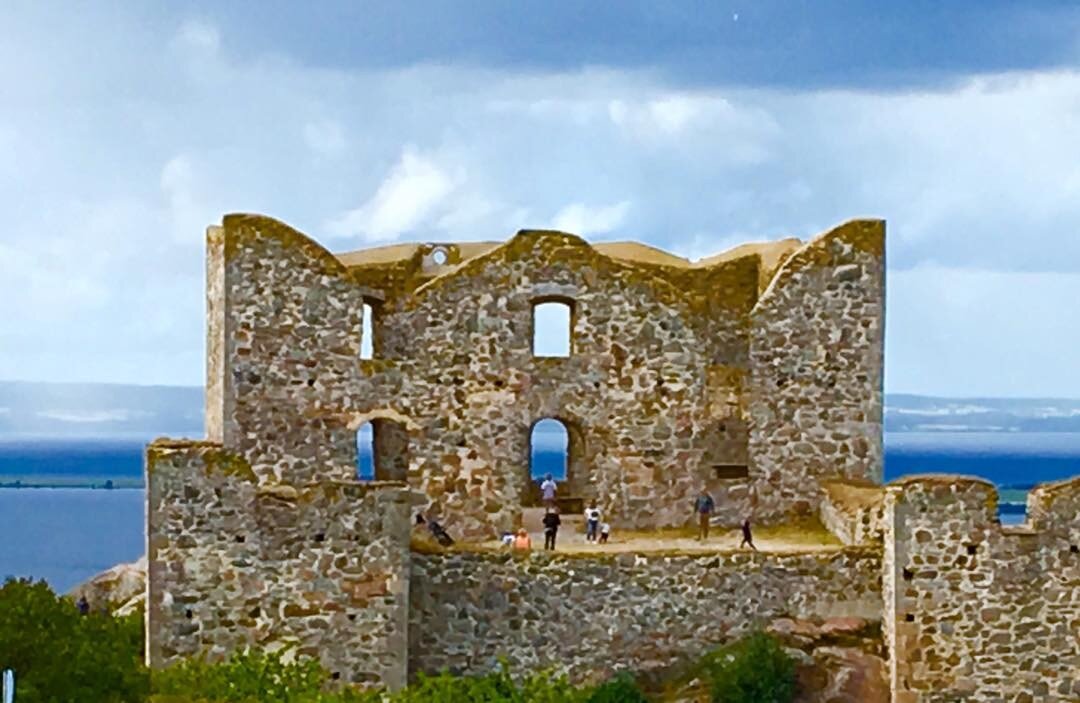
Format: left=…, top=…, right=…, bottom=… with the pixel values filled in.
left=1, top=432, right=1077, bottom=593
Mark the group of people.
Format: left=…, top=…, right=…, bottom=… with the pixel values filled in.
left=418, top=477, right=758, bottom=553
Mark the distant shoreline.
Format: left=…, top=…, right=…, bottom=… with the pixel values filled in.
left=0, top=476, right=143, bottom=489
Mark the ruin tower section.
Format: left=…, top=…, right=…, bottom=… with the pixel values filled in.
left=198, top=214, right=885, bottom=538
left=883, top=475, right=1080, bottom=701
left=747, top=220, right=885, bottom=522
left=146, top=440, right=414, bottom=689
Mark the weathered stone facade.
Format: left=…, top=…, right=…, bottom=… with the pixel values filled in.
left=146, top=440, right=414, bottom=688
left=146, top=212, right=1079, bottom=699
left=199, top=213, right=885, bottom=539
left=882, top=475, right=1080, bottom=702
left=407, top=548, right=882, bottom=682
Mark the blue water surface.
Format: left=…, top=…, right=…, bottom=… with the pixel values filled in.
left=0, top=432, right=1077, bottom=592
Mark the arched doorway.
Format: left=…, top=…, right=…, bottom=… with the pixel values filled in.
left=526, top=417, right=587, bottom=510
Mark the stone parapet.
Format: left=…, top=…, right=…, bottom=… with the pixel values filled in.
left=820, top=480, right=885, bottom=546
left=146, top=439, right=416, bottom=690
left=407, top=546, right=882, bottom=684
left=882, top=475, right=1080, bottom=701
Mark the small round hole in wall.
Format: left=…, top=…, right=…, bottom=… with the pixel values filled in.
left=902, top=568, right=914, bottom=581
left=331, top=672, right=341, bottom=681
left=185, top=609, right=193, bottom=620
left=904, top=613, right=915, bottom=623
left=314, top=533, right=325, bottom=543
left=966, top=544, right=978, bottom=556
left=1071, top=544, right=1078, bottom=554
left=431, top=248, right=449, bottom=265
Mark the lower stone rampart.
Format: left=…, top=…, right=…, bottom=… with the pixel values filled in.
left=407, top=547, right=882, bottom=684
left=883, top=475, right=1080, bottom=702
left=146, top=440, right=416, bottom=690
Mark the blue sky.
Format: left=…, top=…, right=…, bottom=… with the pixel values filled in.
left=1, top=1, right=1079, bottom=396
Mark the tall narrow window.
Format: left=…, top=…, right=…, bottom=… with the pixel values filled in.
left=360, top=303, right=374, bottom=360
left=532, top=301, right=571, bottom=357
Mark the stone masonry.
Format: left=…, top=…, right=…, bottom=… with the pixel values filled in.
left=882, top=475, right=1080, bottom=701
left=200, top=213, right=886, bottom=539
left=408, top=548, right=882, bottom=683
left=146, top=212, right=1079, bottom=699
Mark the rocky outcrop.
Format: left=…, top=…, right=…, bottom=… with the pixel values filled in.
left=767, top=617, right=889, bottom=703
left=67, top=556, right=146, bottom=614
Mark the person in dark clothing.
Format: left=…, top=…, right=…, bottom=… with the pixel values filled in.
left=740, top=517, right=757, bottom=551
left=416, top=513, right=455, bottom=547
left=542, top=506, right=561, bottom=550
left=76, top=595, right=90, bottom=615
left=693, top=487, right=716, bottom=541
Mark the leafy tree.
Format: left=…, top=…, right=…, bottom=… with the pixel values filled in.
left=0, top=577, right=148, bottom=703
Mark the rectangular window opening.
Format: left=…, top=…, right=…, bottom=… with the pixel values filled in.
left=360, top=303, right=375, bottom=360
left=713, top=464, right=749, bottom=480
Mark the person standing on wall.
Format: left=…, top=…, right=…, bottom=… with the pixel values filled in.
left=540, top=473, right=558, bottom=509
left=693, top=486, right=715, bottom=541
left=584, top=500, right=601, bottom=542
left=543, top=506, right=561, bottom=550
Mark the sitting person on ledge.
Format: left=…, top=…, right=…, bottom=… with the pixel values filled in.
left=512, top=527, right=532, bottom=551
left=415, top=513, right=455, bottom=547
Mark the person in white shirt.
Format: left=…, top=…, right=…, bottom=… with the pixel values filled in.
left=540, top=474, right=557, bottom=509
left=584, top=500, right=601, bottom=542
left=599, top=522, right=611, bottom=544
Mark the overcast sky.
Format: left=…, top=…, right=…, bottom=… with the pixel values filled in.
left=2, top=1, right=1079, bottom=396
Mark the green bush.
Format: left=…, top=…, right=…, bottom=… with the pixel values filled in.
left=0, top=577, right=149, bottom=703
left=151, top=654, right=654, bottom=703
left=584, top=672, right=648, bottom=703
left=389, top=665, right=583, bottom=703
left=703, top=631, right=795, bottom=703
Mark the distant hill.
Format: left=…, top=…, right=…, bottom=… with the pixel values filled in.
left=885, top=394, right=1080, bottom=433
left=1, top=381, right=1078, bottom=439
left=0, top=381, right=203, bottom=439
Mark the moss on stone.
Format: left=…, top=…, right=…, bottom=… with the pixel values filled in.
left=203, top=449, right=258, bottom=483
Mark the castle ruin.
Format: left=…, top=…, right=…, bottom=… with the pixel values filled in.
left=146, top=214, right=1080, bottom=701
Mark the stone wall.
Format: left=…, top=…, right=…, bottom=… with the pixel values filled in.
left=205, top=214, right=885, bottom=539
left=146, top=440, right=415, bottom=689
left=408, top=547, right=882, bottom=684
left=748, top=220, right=885, bottom=523
left=883, top=475, right=1080, bottom=702
left=819, top=480, right=885, bottom=546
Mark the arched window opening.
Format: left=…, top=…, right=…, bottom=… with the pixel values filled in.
left=530, top=418, right=568, bottom=482
left=356, top=418, right=409, bottom=481
left=360, top=303, right=375, bottom=360
left=525, top=417, right=589, bottom=511
left=532, top=300, right=572, bottom=357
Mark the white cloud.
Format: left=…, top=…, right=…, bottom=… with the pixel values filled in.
left=551, top=201, right=631, bottom=236
left=328, top=146, right=461, bottom=242
left=35, top=409, right=147, bottom=423
left=1, top=3, right=1079, bottom=396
